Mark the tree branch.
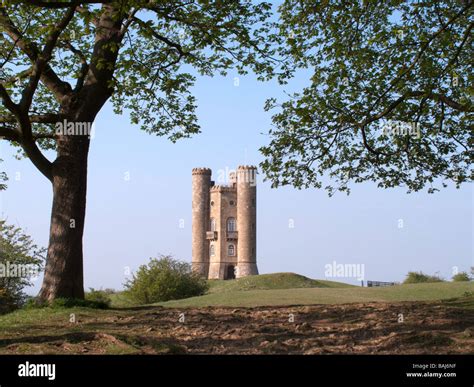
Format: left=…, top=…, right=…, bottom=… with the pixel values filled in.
left=0, top=125, right=20, bottom=141
left=77, top=3, right=127, bottom=109
left=20, top=130, right=53, bottom=180
left=0, top=85, right=53, bottom=179
left=441, top=20, right=474, bottom=77
left=59, top=40, right=89, bottom=91
left=20, top=6, right=76, bottom=110
left=0, top=8, right=72, bottom=102
left=0, top=84, right=20, bottom=115
left=0, top=112, right=67, bottom=123
left=371, top=2, right=473, bottom=111
left=407, top=91, right=472, bottom=112
left=21, top=0, right=111, bottom=8
left=0, top=68, right=33, bottom=86
left=130, top=16, right=192, bottom=59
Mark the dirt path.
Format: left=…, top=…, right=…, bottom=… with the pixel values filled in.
left=1, top=300, right=473, bottom=354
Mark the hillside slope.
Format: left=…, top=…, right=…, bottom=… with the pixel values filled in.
left=208, top=272, right=354, bottom=293
left=158, top=281, right=474, bottom=308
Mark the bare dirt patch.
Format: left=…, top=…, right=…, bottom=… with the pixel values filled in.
left=1, top=300, right=473, bottom=354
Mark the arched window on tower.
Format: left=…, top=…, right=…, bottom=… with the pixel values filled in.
left=228, top=244, right=235, bottom=256
left=227, top=217, right=236, bottom=232
left=210, top=244, right=215, bottom=256
left=210, top=218, right=216, bottom=231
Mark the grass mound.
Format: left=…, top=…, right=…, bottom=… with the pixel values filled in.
left=157, top=281, right=474, bottom=308
left=208, top=272, right=354, bottom=294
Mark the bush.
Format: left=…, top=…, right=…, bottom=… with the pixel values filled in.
left=22, top=297, right=46, bottom=310
left=0, top=220, right=45, bottom=314
left=85, top=288, right=112, bottom=308
left=0, top=287, right=17, bottom=314
left=50, top=297, right=110, bottom=309
left=22, top=294, right=110, bottom=310
left=403, top=271, right=444, bottom=284
left=452, top=272, right=471, bottom=282
left=124, top=255, right=209, bottom=304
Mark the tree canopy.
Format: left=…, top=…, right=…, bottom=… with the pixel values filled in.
left=261, top=0, right=473, bottom=195
left=0, top=0, right=278, bottom=174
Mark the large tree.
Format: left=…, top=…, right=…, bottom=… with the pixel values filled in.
left=261, top=0, right=473, bottom=195
left=0, top=0, right=277, bottom=301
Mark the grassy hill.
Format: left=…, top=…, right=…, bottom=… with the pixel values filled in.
left=108, top=273, right=473, bottom=308
left=156, top=280, right=474, bottom=308
left=109, top=272, right=353, bottom=307
left=208, top=272, right=354, bottom=293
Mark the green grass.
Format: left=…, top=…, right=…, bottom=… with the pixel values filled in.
left=156, top=281, right=474, bottom=308
left=0, top=278, right=471, bottom=340
left=106, top=273, right=473, bottom=308
left=208, top=272, right=355, bottom=293
left=108, top=272, right=353, bottom=307
left=0, top=274, right=471, bottom=355
left=109, top=292, right=139, bottom=308
left=0, top=306, right=114, bottom=330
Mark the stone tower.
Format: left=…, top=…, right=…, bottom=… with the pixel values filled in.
left=191, top=166, right=258, bottom=280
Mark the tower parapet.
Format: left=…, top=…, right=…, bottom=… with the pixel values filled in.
left=192, top=167, right=212, bottom=175
left=210, top=185, right=236, bottom=193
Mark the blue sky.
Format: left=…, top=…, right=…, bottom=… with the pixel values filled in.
left=1, top=68, right=472, bottom=293
left=0, top=0, right=472, bottom=292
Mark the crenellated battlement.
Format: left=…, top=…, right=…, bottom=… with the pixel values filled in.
left=210, top=185, right=236, bottom=193
left=192, top=167, right=212, bottom=175
left=237, top=165, right=257, bottom=170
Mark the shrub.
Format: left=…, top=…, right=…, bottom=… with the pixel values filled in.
left=452, top=272, right=471, bottom=282
left=0, top=287, right=17, bottom=314
left=85, top=288, right=112, bottom=308
left=50, top=297, right=109, bottom=309
left=22, top=294, right=110, bottom=310
left=22, top=297, right=46, bottom=310
left=0, top=220, right=45, bottom=314
left=403, top=271, right=444, bottom=284
left=124, top=255, right=209, bottom=304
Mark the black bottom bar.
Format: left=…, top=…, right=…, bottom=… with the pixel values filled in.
left=0, top=355, right=472, bottom=386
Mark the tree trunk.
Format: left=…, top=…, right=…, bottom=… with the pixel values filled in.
left=38, top=134, right=90, bottom=301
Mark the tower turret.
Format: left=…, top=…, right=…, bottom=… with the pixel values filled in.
left=236, top=165, right=258, bottom=277
left=192, top=168, right=212, bottom=277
